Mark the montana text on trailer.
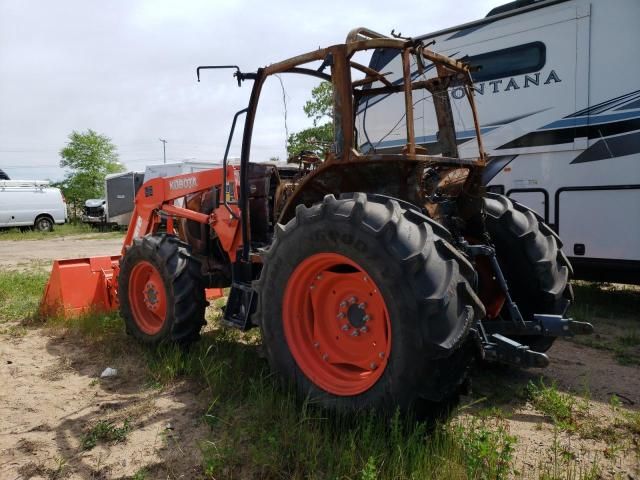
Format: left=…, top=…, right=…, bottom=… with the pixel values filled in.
left=361, top=0, right=640, bottom=284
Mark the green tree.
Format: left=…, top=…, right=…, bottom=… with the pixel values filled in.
left=287, top=82, right=334, bottom=158
left=55, top=129, right=124, bottom=217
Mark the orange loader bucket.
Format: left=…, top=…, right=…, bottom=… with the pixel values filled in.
left=40, top=256, right=120, bottom=318
left=40, top=255, right=224, bottom=319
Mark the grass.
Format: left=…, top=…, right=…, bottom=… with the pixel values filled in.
left=0, top=269, right=48, bottom=322
left=568, top=282, right=640, bottom=365
left=0, top=222, right=123, bottom=241
left=2, top=269, right=638, bottom=479
left=527, top=379, right=577, bottom=431
left=82, top=419, right=131, bottom=450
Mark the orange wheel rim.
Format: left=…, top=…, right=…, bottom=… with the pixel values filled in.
left=283, top=253, right=391, bottom=396
left=128, top=260, right=167, bottom=335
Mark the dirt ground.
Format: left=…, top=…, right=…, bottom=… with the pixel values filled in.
left=0, top=234, right=123, bottom=271
left=0, top=235, right=639, bottom=479
left=0, top=330, right=209, bottom=479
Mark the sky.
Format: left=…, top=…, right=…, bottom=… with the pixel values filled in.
left=0, top=0, right=505, bottom=182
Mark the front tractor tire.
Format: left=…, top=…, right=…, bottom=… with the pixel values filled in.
left=484, top=194, right=574, bottom=352
left=119, top=234, right=206, bottom=345
left=256, top=193, right=484, bottom=413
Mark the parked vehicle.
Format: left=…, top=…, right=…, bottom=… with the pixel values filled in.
left=86, top=164, right=220, bottom=229
left=82, top=198, right=107, bottom=226
left=102, top=172, right=145, bottom=227
left=0, top=180, right=67, bottom=231
left=361, top=0, right=640, bottom=284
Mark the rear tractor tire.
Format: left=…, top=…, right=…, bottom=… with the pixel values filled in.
left=484, top=194, right=573, bottom=352
left=255, top=193, right=484, bottom=414
left=119, top=234, right=207, bottom=345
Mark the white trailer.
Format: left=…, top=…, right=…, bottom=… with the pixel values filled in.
left=359, top=0, right=640, bottom=283
left=0, top=180, right=67, bottom=231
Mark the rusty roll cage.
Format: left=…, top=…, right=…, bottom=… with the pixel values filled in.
left=255, top=27, right=486, bottom=164
left=210, top=27, right=488, bottom=261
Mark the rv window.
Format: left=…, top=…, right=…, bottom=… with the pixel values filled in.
left=465, top=42, right=546, bottom=82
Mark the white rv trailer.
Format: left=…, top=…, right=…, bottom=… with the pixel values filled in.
left=359, top=0, right=640, bottom=284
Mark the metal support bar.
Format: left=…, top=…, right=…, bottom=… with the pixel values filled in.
left=221, top=108, right=248, bottom=219
left=401, top=48, right=416, bottom=155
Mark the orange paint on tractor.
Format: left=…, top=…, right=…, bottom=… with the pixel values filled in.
left=40, top=166, right=236, bottom=319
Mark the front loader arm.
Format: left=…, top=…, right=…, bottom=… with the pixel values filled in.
left=122, top=167, right=243, bottom=262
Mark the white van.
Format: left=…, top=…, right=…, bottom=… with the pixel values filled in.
left=360, top=0, right=640, bottom=284
left=0, top=180, right=67, bottom=231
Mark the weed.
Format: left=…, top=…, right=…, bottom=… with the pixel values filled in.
left=360, top=455, right=378, bottom=480
left=619, top=330, right=640, bottom=347
left=451, top=417, right=516, bottom=479
left=570, top=282, right=640, bottom=321
left=46, top=309, right=124, bottom=342
left=622, top=410, right=640, bottom=435
left=0, top=270, right=48, bottom=322
left=131, top=467, right=148, bottom=480
left=609, top=394, right=622, bottom=412
left=82, top=419, right=131, bottom=450
left=538, top=427, right=605, bottom=480
left=527, top=379, right=576, bottom=430
left=569, top=282, right=640, bottom=366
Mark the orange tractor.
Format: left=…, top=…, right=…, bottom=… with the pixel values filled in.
left=41, top=28, right=592, bottom=413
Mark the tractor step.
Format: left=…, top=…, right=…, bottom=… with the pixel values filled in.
left=221, top=282, right=256, bottom=330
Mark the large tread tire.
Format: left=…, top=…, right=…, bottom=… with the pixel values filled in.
left=484, top=194, right=574, bottom=352
left=119, top=234, right=207, bottom=345
left=255, top=193, right=484, bottom=413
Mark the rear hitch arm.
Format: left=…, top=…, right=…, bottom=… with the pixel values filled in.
left=472, top=321, right=549, bottom=368
left=483, top=333, right=550, bottom=368
left=482, top=314, right=594, bottom=338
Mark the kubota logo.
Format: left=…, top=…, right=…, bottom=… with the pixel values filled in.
left=169, top=177, right=197, bottom=190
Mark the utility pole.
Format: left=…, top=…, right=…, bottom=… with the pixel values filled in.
left=159, top=138, right=167, bottom=164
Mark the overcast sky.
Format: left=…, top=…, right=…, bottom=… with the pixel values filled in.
left=0, top=0, right=504, bottom=181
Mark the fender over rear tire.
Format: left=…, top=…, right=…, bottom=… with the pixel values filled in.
left=119, top=234, right=206, bottom=345
left=255, top=193, right=484, bottom=413
left=484, top=194, right=573, bottom=352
